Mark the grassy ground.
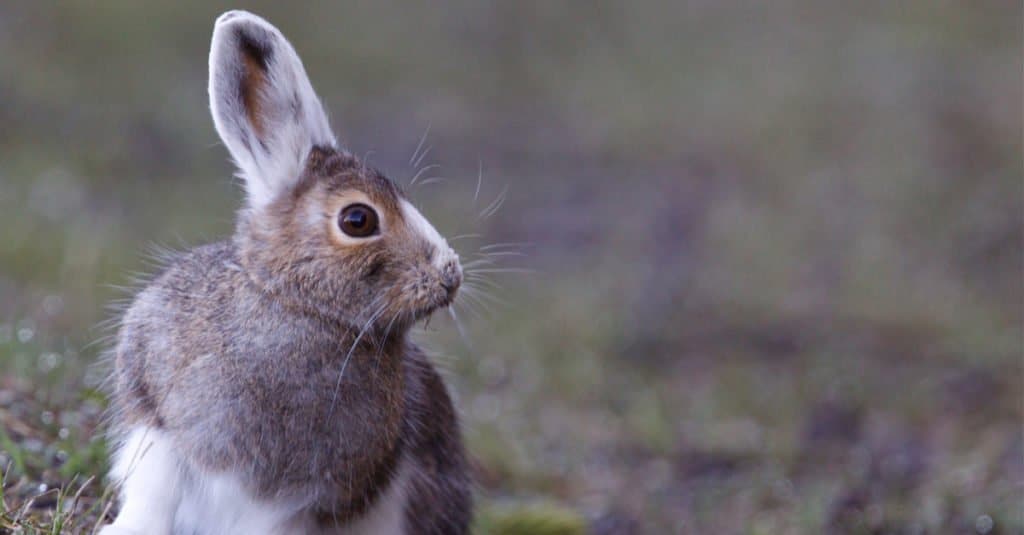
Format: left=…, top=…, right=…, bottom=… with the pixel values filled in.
left=1, top=2, right=1021, bottom=534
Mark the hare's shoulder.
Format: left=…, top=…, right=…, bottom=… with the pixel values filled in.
left=124, top=241, right=244, bottom=322
left=151, top=240, right=244, bottom=300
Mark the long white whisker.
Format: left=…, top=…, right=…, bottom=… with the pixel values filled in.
left=416, top=177, right=446, bottom=188
left=459, top=286, right=494, bottom=313
left=450, top=299, right=477, bottom=319
left=462, top=283, right=504, bottom=305
left=479, top=185, right=508, bottom=219
left=455, top=296, right=485, bottom=319
left=461, top=292, right=497, bottom=312
left=328, top=303, right=387, bottom=415
left=412, top=146, right=433, bottom=170
left=474, top=158, right=483, bottom=205
left=458, top=282, right=493, bottom=303
left=461, top=258, right=497, bottom=269
left=477, top=250, right=525, bottom=256
left=447, top=307, right=473, bottom=350
left=409, top=164, right=441, bottom=187
left=376, top=313, right=399, bottom=353
left=371, top=312, right=401, bottom=382
left=410, top=122, right=432, bottom=167
left=465, top=267, right=535, bottom=274
left=479, top=242, right=530, bottom=252
left=454, top=287, right=487, bottom=317
left=464, top=275, right=503, bottom=290
left=449, top=233, right=483, bottom=242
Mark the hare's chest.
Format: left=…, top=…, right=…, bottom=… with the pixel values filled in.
left=201, top=349, right=407, bottom=492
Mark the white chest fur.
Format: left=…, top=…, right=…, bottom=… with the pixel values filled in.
left=100, top=426, right=408, bottom=535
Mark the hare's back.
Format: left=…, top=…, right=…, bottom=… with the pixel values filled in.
left=112, top=241, right=246, bottom=427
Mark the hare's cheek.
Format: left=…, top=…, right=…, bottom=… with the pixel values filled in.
left=362, top=259, right=386, bottom=281
left=395, top=267, right=431, bottom=307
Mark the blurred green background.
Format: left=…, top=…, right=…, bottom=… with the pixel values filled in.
left=0, top=2, right=1021, bottom=533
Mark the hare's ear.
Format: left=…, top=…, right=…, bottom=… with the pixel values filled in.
left=208, top=11, right=336, bottom=209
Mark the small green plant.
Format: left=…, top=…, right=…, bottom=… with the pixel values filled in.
left=474, top=503, right=587, bottom=535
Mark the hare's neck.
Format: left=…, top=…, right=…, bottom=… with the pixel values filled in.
left=339, top=326, right=410, bottom=364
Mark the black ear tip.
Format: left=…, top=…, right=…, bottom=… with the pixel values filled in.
left=236, top=27, right=273, bottom=71
left=213, top=11, right=276, bottom=71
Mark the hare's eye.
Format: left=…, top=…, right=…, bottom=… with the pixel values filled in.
left=338, top=203, right=379, bottom=238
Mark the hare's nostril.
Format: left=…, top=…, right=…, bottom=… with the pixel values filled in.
left=440, top=261, right=462, bottom=297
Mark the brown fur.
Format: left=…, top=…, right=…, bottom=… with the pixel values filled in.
left=238, top=35, right=269, bottom=137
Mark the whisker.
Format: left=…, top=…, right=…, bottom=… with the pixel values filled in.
left=371, top=312, right=401, bottom=383
left=415, top=177, right=447, bottom=188
left=474, top=158, right=483, bottom=205
left=464, top=275, right=503, bottom=290
left=479, top=242, right=530, bottom=252
left=462, top=282, right=504, bottom=305
left=412, top=145, right=433, bottom=170
left=375, top=313, right=399, bottom=353
left=462, top=289, right=497, bottom=309
left=454, top=286, right=488, bottom=315
left=328, top=303, right=387, bottom=415
left=462, top=289, right=497, bottom=313
left=479, top=185, right=508, bottom=219
left=458, top=278, right=493, bottom=299
left=409, top=122, right=432, bottom=167
left=461, top=258, right=497, bottom=270
left=409, top=164, right=441, bottom=187
left=362, top=149, right=376, bottom=167
left=454, top=296, right=486, bottom=319
left=475, top=251, right=525, bottom=258
left=465, top=267, right=535, bottom=274
left=447, top=307, right=473, bottom=350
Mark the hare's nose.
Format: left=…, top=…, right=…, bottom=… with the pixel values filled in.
left=440, top=258, right=462, bottom=298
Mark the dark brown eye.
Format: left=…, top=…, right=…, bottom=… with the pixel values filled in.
left=338, top=203, right=379, bottom=238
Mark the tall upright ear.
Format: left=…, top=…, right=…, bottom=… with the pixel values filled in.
left=208, top=11, right=336, bottom=209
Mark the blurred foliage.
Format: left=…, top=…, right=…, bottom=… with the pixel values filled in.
left=0, top=1, right=1021, bottom=533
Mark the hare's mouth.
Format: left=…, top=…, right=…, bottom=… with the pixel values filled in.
left=409, top=289, right=457, bottom=324
left=411, top=301, right=447, bottom=324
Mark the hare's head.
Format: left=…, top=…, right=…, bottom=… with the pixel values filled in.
left=208, top=11, right=460, bottom=329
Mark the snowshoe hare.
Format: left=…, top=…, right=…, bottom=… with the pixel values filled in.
left=100, top=10, right=470, bottom=535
